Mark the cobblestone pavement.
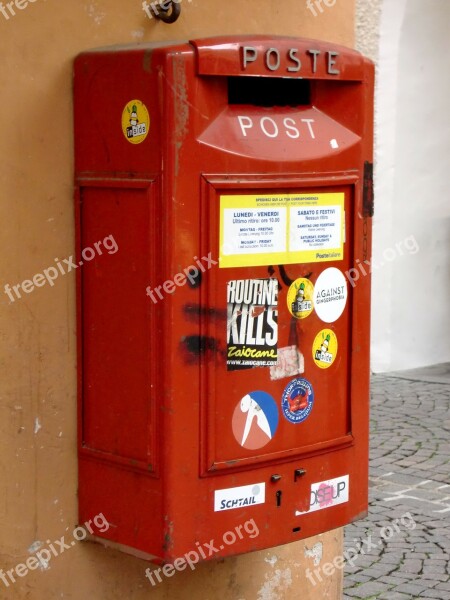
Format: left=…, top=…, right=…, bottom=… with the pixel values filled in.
left=343, top=367, right=450, bottom=600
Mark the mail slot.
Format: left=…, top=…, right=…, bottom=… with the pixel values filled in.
left=74, top=35, right=374, bottom=561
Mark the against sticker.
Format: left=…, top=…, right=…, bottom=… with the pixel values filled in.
left=313, top=268, right=348, bottom=323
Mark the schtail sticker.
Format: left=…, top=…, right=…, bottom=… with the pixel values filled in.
left=214, top=483, right=266, bottom=512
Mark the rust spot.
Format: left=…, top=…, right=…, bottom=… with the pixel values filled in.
left=162, top=518, right=175, bottom=553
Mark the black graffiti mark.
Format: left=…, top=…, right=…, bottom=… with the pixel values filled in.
left=180, top=335, right=228, bottom=365
left=267, top=265, right=283, bottom=291
left=267, top=265, right=313, bottom=291
left=278, top=265, right=294, bottom=287
left=186, top=268, right=202, bottom=289
left=181, top=335, right=217, bottom=356
left=183, top=304, right=228, bottom=321
left=288, top=316, right=299, bottom=347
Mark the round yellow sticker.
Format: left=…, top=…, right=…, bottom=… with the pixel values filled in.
left=121, top=100, right=150, bottom=144
left=312, top=329, right=338, bottom=369
left=287, top=278, right=314, bottom=319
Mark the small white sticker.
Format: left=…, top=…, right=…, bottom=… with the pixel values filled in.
left=214, top=483, right=265, bottom=512
left=295, top=475, right=349, bottom=515
left=313, top=268, right=348, bottom=323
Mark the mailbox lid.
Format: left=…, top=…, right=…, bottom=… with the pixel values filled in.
left=190, top=35, right=366, bottom=80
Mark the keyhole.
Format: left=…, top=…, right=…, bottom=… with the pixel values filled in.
left=276, top=490, right=282, bottom=507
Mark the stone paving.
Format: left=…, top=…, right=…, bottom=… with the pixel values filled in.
left=343, top=367, right=450, bottom=600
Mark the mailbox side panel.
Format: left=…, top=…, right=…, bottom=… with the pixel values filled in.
left=73, top=46, right=188, bottom=557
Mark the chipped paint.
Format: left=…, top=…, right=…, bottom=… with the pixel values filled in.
left=172, top=54, right=189, bottom=178
left=131, top=29, right=145, bottom=40
left=85, top=3, right=106, bottom=25
left=264, top=554, right=278, bottom=566
left=162, top=517, right=175, bottom=553
left=304, top=541, right=323, bottom=566
left=34, top=417, right=42, bottom=434
left=37, top=556, right=51, bottom=570
left=28, top=541, right=43, bottom=553
left=257, top=568, right=292, bottom=600
left=27, top=543, right=51, bottom=569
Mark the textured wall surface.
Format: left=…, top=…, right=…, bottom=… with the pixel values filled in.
left=356, top=0, right=382, bottom=61
left=0, top=1, right=356, bottom=598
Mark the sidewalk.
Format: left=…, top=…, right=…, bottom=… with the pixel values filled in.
left=343, top=364, right=450, bottom=600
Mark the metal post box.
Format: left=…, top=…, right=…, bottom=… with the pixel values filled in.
left=74, top=35, right=374, bottom=562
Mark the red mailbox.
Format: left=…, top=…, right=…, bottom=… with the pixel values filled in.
left=74, top=36, right=374, bottom=562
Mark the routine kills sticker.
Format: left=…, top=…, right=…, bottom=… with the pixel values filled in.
left=287, top=277, right=314, bottom=319
left=121, top=99, right=150, bottom=144
left=232, top=391, right=279, bottom=450
left=227, top=279, right=278, bottom=370
left=313, top=268, right=348, bottom=323
left=281, top=378, right=314, bottom=424
left=313, top=329, right=338, bottom=369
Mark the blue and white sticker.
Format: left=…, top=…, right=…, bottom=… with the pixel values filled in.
left=232, top=391, right=279, bottom=450
left=281, top=378, right=314, bottom=424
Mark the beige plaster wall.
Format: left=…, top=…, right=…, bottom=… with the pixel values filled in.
left=0, top=0, right=355, bottom=597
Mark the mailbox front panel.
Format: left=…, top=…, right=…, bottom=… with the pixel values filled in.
left=75, top=36, right=374, bottom=561
left=200, top=178, right=354, bottom=471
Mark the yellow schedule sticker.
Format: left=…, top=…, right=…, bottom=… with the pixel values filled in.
left=219, top=193, right=345, bottom=268
left=287, top=278, right=314, bottom=319
left=121, top=99, right=150, bottom=144
left=312, top=329, right=338, bottom=369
